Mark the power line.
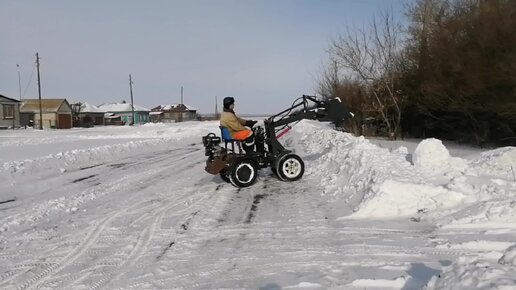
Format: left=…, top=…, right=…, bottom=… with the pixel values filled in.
left=22, top=63, right=36, bottom=99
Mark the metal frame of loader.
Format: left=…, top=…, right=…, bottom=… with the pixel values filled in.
left=202, top=95, right=352, bottom=188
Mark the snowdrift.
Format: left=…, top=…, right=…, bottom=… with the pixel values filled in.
left=425, top=244, right=516, bottom=290
left=0, top=122, right=217, bottom=176
left=285, top=121, right=516, bottom=224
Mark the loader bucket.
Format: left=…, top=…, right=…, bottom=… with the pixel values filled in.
left=318, top=97, right=353, bottom=123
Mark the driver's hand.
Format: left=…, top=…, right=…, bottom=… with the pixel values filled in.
left=246, top=120, right=258, bottom=127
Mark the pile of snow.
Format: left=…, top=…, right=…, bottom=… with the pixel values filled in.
left=349, top=180, right=465, bottom=219
left=426, top=245, right=516, bottom=289
left=469, top=147, right=516, bottom=180
left=287, top=121, right=516, bottom=223
left=499, top=244, right=516, bottom=266
left=348, top=277, right=408, bottom=288
left=412, top=138, right=469, bottom=176
left=288, top=122, right=426, bottom=217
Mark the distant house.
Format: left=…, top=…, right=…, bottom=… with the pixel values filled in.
left=0, top=94, right=21, bottom=129
left=98, top=102, right=150, bottom=125
left=20, top=99, right=72, bottom=129
left=71, top=102, right=106, bottom=127
left=103, top=113, right=124, bottom=126
left=150, top=104, right=197, bottom=123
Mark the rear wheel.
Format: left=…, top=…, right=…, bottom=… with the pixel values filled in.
left=229, top=159, right=258, bottom=188
left=275, top=153, right=304, bottom=181
left=220, top=172, right=230, bottom=183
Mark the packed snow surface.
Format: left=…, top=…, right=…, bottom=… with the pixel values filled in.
left=1, top=120, right=515, bottom=289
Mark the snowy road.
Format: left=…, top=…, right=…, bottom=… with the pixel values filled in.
left=1, top=122, right=516, bottom=289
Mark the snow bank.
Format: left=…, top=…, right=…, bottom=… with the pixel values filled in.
left=288, top=121, right=516, bottom=222
left=290, top=122, right=424, bottom=216
left=350, top=180, right=465, bottom=218
left=498, top=244, right=516, bottom=266
left=426, top=245, right=516, bottom=290
left=0, top=122, right=218, bottom=176
left=469, top=147, right=516, bottom=180
left=349, top=277, right=408, bottom=288
left=1, top=139, right=165, bottom=174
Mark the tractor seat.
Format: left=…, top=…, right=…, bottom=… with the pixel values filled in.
left=220, top=126, right=242, bottom=153
left=219, top=126, right=236, bottom=142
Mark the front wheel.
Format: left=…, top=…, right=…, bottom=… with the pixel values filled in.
left=229, top=159, right=258, bottom=188
left=275, top=153, right=304, bottom=181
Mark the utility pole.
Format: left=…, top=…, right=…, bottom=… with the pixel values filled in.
left=181, top=86, right=184, bottom=105
left=179, top=86, right=184, bottom=122
left=36, top=53, right=43, bottom=130
left=215, top=96, right=218, bottom=116
left=129, top=74, right=135, bottom=126
left=14, top=64, right=21, bottom=130
left=17, top=64, right=21, bottom=100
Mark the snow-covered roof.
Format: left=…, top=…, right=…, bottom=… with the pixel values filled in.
left=152, top=104, right=197, bottom=112
left=98, top=103, right=150, bottom=112
left=79, top=102, right=105, bottom=113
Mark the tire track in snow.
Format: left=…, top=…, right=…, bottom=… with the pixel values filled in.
left=15, top=213, right=120, bottom=290
left=145, top=171, right=460, bottom=288
left=3, top=145, right=206, bottom=289
left=0, top=146, right=201, bottom=235
left=76, top=179, right=220, bottom=289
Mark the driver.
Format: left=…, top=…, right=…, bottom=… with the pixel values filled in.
left=220, top=97, right=257, bottom=152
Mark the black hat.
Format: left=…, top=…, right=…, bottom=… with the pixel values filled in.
left=223, top=97, right=235, bottom=109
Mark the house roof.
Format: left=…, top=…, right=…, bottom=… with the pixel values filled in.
left=152, top=104, right=197, bottom=112
left=0, top=94, right=20, bottom=103
left=78, top=102, right=105, bottom=113
left=98, top=103, right=150, bottom=112
left=20, top=99, right=70, bottom=113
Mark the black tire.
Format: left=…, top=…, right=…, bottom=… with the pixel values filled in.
left=275, top=153, right=304, bottom=181
left=229, top=159, right=258, bottom=188
left=220, top=172, right=230, bottom=183
left=270, top=167, right=284, bottom=181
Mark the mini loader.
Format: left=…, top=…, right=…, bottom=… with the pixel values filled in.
left=202, top=95, right=352, bottom=188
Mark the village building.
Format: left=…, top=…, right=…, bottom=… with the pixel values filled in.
left=20, top=99, right=73, bottom=129
left=0, top=94, right=21, bottom=129
left=98, top=102, right=150, bottom=125
left=150, top=104, right=197, bottom=123
left=70, top=102, right=106, bottom=127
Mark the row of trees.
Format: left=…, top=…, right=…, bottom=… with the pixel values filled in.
left=319, top=0, right=516, bottom=146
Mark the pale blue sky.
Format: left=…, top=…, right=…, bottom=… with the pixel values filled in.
left=1, top=0, right=405, bottom=114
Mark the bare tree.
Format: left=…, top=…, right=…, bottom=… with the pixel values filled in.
left=329, top=8, right=405, bottom=139
left=317, top=59, right=366, bottom=135
left=317, top=59, right=340, bottom=100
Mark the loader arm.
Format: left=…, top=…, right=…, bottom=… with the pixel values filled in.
left=264, top=95, right=352, bottom=155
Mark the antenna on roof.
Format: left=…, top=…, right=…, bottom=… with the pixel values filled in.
left=181, top=86, right=184, bottom=105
